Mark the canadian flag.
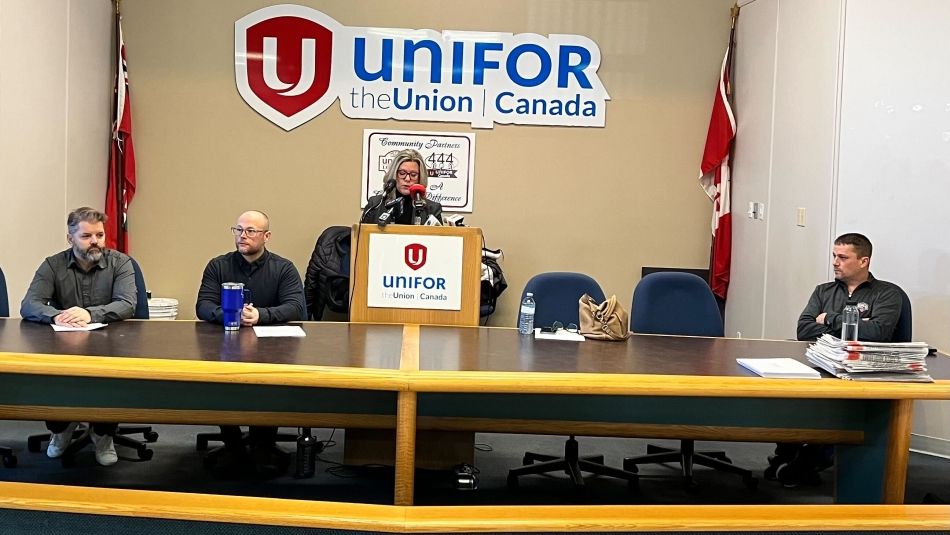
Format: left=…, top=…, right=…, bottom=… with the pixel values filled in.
left=699, top=43, right=736, bottom=301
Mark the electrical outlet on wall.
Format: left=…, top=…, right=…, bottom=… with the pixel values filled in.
left=747, top=202, right=765, bottom=220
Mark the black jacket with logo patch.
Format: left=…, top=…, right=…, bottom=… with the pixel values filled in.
left=796, top=273, right=902, bottom=342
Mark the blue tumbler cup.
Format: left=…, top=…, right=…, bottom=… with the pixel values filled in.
left=221, top=282, right=245, bottom=331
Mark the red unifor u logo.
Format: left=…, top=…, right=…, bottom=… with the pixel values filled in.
left=404, top=244, right=427, bottom=271
left=235, top=5, right=339, bottom=131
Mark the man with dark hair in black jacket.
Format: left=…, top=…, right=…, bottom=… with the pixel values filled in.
left=769, top=232, right=903, bottom=488
left=797, top=232, right=901, bottom=342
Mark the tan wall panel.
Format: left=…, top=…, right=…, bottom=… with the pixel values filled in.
left=120, top=0, right=734, bottom=322
left=65, top=0, right=112, bottom=211
left=1, top=0, right=110, bottom=317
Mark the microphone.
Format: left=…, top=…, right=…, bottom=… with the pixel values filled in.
left=408, top=184, right=427, bottom=225
left=377, top=197, right=402, bottom=228
left=360, top=179, right=398, bottom=224
left=408, top=184, right=426, bottom=207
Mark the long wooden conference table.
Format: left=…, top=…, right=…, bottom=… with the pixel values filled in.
left=1, top=318, right=949, bottom=532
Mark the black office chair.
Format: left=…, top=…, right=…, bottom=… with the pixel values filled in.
left=0, top=266, right=17, bottom=468
left=507, top=272, right=639, bottom=491
left=27, top=257, right=158, bottom=465
left=196, top=429, right=298, bottom=456
left=891, top=286, right=912, bottom=343
left=624, top=272, right=756, bottom=490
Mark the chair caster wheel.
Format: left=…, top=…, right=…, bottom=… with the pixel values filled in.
left=138, top=448, right=154, bottom=461
left=144, top=431, right=159, bottom=442
left=27, top=437, right=43, bottom=453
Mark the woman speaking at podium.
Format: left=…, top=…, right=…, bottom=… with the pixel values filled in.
left=362, top=149, right=443, bottom=225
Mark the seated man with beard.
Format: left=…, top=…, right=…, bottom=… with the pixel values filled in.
left=20, top=206, right=137, bottom=466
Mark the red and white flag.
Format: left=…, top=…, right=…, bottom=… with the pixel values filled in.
left=699, top=41, right=736, bottom=301
left=106, top=17, right=136, bottom=253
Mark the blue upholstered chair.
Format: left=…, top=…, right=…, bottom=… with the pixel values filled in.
left=0, top=264, right=8, bottom=318
left=129, top=257, right=150, bottom=320
left=110, top=257, right=160, bottom=455
left=0, top=266, right=16, bottom=467
left=520, top=272, right=606, bottom=329
left=507, top=272, right=639, bottom=490
left=891, top=286, right=912, bottom=343
left=623, top=272, right=756, bottom=490
left=26, top=256, right=158, bottom=465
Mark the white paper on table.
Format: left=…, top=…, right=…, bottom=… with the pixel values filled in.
left=736, top=357, right=821, bottom=379
left=253, top=325, right=307, bottom=338
left=534, top=328, right=585, bottom=342
left=51, top=323, right=107, bottom=332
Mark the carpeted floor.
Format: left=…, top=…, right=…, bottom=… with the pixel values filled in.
left=1, top=421, right=948, bottom=505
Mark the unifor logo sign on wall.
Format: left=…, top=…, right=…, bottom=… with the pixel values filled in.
left=235, top=4, right=610, bottom=131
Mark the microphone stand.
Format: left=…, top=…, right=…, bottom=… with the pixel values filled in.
left=360, top=180, right=397, bottom=223
left=412, top=203, right=426, bottom=225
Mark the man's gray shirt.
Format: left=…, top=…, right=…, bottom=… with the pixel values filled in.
left=20, top=248, right=137, bottom=324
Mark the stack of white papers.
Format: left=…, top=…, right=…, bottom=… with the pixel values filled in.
left=147, top=297, right=179, bottom=319
left=806, top=334, right=932, bottom=382
left=736, top=358, right=821, bottom=379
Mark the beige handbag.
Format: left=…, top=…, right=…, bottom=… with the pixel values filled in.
left=578, top=294, right=631, bottom=341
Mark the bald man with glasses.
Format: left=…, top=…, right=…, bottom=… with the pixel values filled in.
left=196, top=210, right=305, bottom=326
left=195, top=210, right=306, bottom=478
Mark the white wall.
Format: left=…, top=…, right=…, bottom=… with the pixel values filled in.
left=835, top=0, right=950, bottom=449
left=726, top=0, right=777, bottom=339
left=0, top=0, right=112, bottom=314
left=727, top=0, right=842, bottom=340
left=729, top=0, right=950, bottom=454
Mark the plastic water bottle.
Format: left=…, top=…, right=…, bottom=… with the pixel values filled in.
left=841, top=300, right=859, bottom=341
left=294, top=428, right=317, bottom=479
left=518, top=293, right=536, bottom=335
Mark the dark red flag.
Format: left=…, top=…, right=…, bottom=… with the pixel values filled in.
left=106, top=17, right=136, bottom=253
left=699, top=29, right=736, bottom=302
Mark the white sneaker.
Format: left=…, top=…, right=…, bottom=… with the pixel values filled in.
left=90, top=431, right=118, bottom=466
left=46, top=422, right=79, bottom=458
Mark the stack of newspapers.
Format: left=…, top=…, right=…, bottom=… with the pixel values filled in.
left=806, top=334, right=933, bottom=382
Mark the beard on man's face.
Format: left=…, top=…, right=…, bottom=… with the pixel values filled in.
left=74, top=243, right=103, bottom=263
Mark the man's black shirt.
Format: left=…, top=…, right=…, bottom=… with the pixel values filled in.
left=196, top=250, right=306, bottom=325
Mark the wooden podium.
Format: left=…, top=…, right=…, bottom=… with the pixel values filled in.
left=347, top=224, right=483, bottom=469
left=349, top=224, right=483, bottom=326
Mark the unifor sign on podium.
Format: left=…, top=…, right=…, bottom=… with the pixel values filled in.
left=349, top=224, right=482, bottom=471
left=350, top=224, right=482, bottom=327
